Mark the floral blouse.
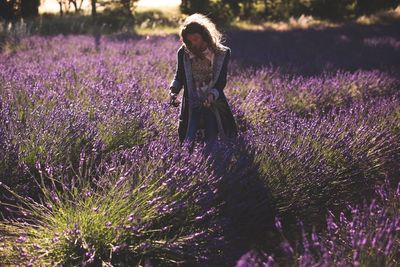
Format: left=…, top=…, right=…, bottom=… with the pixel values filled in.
left=188, top=47, right=215, bottom=105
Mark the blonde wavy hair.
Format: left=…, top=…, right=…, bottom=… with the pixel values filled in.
left=179, top=13, right=226, bottom=57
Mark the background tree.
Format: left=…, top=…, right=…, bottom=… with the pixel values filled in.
left=56, top=0, right=67, bottom=15
left=355, top=0, right=399, bottom=16
left=92, top=0, right=97, bottom=19
left=0, top=0, right=39, bottom=21
left=310, top=0, right=356, bottom=21
left=69, top=0, right=85, bottom=13
left=180, top=0, right=211, bottom=14
left=260, top=0, right=399, bottom=21
left=222, top=0, right=241, bottom=17
left=0, top=0, right=17, bottom=22
left=20, top=0, right=40, bottom=18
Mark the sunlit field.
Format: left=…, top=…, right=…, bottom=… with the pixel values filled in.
left=0, top=14, right=399, bottom=267
left=39, top=0, right=181, bottom=14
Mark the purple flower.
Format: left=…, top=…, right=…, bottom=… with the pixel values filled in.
left=49, top=190, right=60, bottom=204
left=112, top=242, right=127, bottom=253
left=280, top=239, right=294, bottom=256
left=127, top=212, right=135, bottom=222
left=274, top=216, right=282, bottom=232
left=16, top=235, right=28, bottom=243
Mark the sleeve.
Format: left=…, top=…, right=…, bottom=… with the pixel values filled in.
left=169, top=48, right=184, bottom=95
left=208, top=48, right=231, bottom=100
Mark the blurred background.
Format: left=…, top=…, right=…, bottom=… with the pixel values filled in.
left=0, top=0, right=399, bottom=35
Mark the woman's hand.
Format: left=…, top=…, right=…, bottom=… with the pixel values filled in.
left=169, top=91, right=180, bottom=107
left=203, top=93, right=215, bottom=108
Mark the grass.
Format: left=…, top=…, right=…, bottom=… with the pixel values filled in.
left=0, top=147, right=225, bottom=266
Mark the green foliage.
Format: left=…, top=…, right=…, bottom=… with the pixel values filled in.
left=284, top=90, right=317, bottom=117
left=180, top=0, right=400, bottom=22
left=254, top=112, right=399, bottom=225
left=180, top=0, right=236, bottom=24
left=135, top=10, right=180, bottom=28
left=97, top=118, right=149, bottom=154
left=0, top=153, right=220, bottom=266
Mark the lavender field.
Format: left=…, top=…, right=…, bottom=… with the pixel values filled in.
left=0, top=21, right=400, bottom=266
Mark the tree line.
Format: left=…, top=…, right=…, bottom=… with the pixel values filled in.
left=182, top=0, right=400, bottom=21
left=1, top=0, right=399, bottom=23
left=0, top=0, right=139, bottom=22
left=0, top=0, right=40, bottom=21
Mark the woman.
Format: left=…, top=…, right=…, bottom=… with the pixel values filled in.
left=169, top=13, right=238, bottom=155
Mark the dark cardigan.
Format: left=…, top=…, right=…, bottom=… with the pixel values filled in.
left=170, top=45, right=238, bottom=144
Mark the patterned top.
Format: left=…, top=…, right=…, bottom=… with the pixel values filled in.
left=188, top=47, right=214, bottom=106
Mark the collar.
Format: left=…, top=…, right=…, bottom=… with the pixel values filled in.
left=188, top=47, right=214, bottom=62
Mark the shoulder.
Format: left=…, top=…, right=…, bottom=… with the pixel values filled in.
left=215, top=44, right=231, bottom=59
left=219, top=45, right=231, bottom=62
left=225, top=46, right=231, bottom=57
left=178, top=44, right=193, bottom=54
left=177, top=45, right=185, bottom=57
left=219, top=44, right=231, bottom=53
left=218, top=44, right=231, bottom=54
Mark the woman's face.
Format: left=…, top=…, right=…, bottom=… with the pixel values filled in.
left=187, top=33, right=207, bottom=51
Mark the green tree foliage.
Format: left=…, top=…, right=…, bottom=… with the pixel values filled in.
left=180, top=0, right=237, bottom=24
left=180, top=0, right=400, bottom=21
left=98, top=0, right=138, bottom=16
left=0, top=0, right=40, bottom=21
left=355, top=0, right=399, bottom=15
